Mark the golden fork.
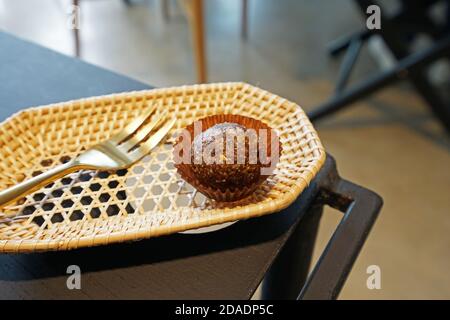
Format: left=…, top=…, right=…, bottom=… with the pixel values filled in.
left=0, top=105, right=176, bottom=209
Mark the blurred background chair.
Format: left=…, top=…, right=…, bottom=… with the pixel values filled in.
left=308, top=0, right=450, bottom=133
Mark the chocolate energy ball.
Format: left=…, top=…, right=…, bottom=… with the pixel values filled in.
left=191, top=122, right=262, bottom=191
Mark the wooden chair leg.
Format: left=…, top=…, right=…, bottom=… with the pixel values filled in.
left=182, top=0, right=207, bottom=83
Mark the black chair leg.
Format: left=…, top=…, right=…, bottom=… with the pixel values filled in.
left=328, top=29, right=373, bottom=57
left=408, top=67, right=450, bottom=132
left=309, top=35, right=450, bottom=127
left=311, top=0, right=450, bottom=133
left=262, top=205, right=323, bottom=300
left=373, top=10, right=450, bottom=132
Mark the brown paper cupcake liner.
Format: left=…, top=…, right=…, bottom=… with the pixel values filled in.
left=173, top=114, right=281, bottom=202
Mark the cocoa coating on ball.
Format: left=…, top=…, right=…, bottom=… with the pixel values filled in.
left=191, top=122, right=262, bottom=191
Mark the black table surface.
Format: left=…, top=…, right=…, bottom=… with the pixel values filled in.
left=0, top=32, right=328, bottom=299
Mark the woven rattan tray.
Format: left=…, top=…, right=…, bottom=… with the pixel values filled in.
left=0, top=82, right=325, bottom=253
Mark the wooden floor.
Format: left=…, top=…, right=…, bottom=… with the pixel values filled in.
left=0, top=0, right=449, bottom=299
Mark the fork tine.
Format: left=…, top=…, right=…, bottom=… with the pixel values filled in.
left=128, top=117, right=176, bottom=161
left=110, top=104, right=157, bottom=143
left=118, top=111, right=167, bottom=152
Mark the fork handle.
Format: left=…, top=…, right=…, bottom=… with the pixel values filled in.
left=0, top=160, right=80, bottom=209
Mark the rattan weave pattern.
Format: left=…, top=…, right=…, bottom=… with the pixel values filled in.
left=0, top=82, right=325, bottom=253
